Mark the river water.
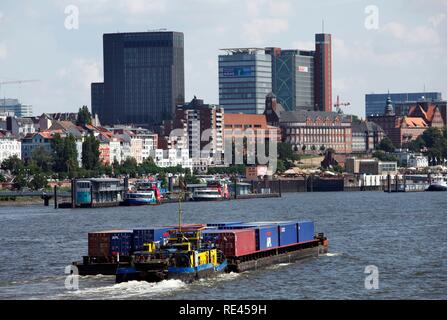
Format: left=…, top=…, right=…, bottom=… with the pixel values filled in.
left=0, top=192, right=446, bottom=300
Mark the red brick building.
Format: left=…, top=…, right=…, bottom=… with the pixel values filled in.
left=369, top=97, right=445, bottom=148
left=279, top=110, right=353, bottom=154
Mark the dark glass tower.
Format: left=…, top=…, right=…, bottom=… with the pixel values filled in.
left=96, top=31, right=185, bottom=127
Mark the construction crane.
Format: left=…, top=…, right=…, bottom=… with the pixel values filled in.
left=0, top=79, right=40, bottom=101
left=334, top=95, right=351, bottom=114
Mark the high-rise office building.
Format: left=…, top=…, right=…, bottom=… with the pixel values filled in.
left=218, top=48, right=272, bottom=114
left=0, top=99, right=33, bottom=117
left=268, top=48, right=315, bottom=112
left=365, top=92, right=443, bottom=117
left=91, top=82, right=104, bottom=119
left=314, top=33, right=332, bottom=112
left=92, top=31, right=185, bottom=127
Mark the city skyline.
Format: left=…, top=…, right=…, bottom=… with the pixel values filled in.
left=0, top=0, right=446, bottom=118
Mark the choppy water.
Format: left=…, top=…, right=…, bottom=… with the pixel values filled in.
left=0, top=192, right=446, bottom=300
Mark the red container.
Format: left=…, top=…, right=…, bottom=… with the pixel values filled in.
left=216, top=229, right=256, bottom=257
left=88, top=230, right=132, bottom=257
left=88, top=232, right=110, bottom=257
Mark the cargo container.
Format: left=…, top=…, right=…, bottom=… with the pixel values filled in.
left=219, top=224, right=255, bottom=230
left=206, top=222, right=243, bottom=228
left=164, top=224, right=206, bottom=230
left=202, top=229, right=256, bottom=257
left=254, top=226, right=279, bottom=251
left=277, top=222, right=298, bottom=246
left=132, top=228, right=173, bottom=251
left=297, top=221, right=315, bottom=243
left=88, top=230, right=133, bottom=257
left=244, top=221, right=299, bottom=247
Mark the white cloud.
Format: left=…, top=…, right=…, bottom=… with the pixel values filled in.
left=58, top=58, right=101, bottom=91
left=428, top=13, right=446, bottom=27
left=291, top=41, right=314, bottom=51
left=0, top=42, right=7, bottom=60
left=332, top=37, right=419, bottom=67
left=242, top=18, right=288, bottom=45
left=54, top=0, right=168, bottom=21
left=382, top=22, right=440, bottom=45
left=268, top=0, right=292, bottom=17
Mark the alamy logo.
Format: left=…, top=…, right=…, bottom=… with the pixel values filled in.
left=364, top=265, right=379, bottom=290
left=364, top=5, right=380, bottom=30
left=65, top=265, right=79, bottom=291
left=64, top=5, right=79, bottom=30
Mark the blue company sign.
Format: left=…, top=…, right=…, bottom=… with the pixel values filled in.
left=223, top=67, right=253, bottom=77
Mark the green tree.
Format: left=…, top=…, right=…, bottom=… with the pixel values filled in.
left=82, top=134, right=100, bottom=170
left=13, top=173, right=28, bottom=190
left=30, top=146, right=54, bottom=172
left=29, top=174, right=48, bottom=190
left=76, top=105, right=92, bottom=127
left=276, top=160, right=286, bottom=173
left=1, top=155, right=24, bottom=175
left=121, top=157, right=139, bottom=178
left=373, top=150, right=399, bottom=162
left=278, top=142, right=299, bottom=162
left=377, top=137, right=395, bottom=153
left=51, top=134, right=78, bottom=174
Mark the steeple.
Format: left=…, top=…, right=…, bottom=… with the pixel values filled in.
left=385, top=93, right=395, bottom=116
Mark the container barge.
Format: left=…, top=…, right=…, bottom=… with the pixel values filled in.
left=72, top=221, right=328, bottom=283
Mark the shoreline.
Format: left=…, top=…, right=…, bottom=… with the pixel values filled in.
left=0, top=197, right=44, bottom=207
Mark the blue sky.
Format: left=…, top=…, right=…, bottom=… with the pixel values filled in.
left=0, top=0, right=446, bottom=117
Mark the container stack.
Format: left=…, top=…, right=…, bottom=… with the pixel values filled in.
left=88, top=230, right=133, bottom=257
left=132, top=227, right=173, bottom=251
left=203, top=220, right=316, bottom=257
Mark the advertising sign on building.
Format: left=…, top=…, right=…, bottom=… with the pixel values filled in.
left=298, top=66, right=309, bottom=73
left=223, top=67, right=253, bottom=77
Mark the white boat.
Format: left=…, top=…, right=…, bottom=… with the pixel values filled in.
left=426, top=177, right=447, bottom=192
left=191, top=188, right=224, bottom=201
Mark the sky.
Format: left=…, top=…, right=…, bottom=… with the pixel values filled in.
left=0, top=0, right=446, bottom=118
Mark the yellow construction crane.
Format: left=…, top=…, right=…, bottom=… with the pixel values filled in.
left=334, top=95, right=351, bottom=114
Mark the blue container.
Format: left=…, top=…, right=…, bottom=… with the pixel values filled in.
left=297, top=221, right=315, bottom=243
left=110, top=231, right=133, bottom=256
left=207, top=222, right=243, bottom=228
left=201, top=229, right=222, bottom=243
left=277, top=222, right=298, bottom=246
left=255, top=226, right=279, bottom=251
left=220, top=224, right=254, bottom=230
left=132, top=228, right=172, bottom=251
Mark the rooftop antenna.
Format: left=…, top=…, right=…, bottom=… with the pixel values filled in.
left=322, top=19, right=325, bottom=33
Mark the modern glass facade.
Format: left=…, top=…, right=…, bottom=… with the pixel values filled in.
left=218, top=50, right=272, bottom=114
left=271, top=50, right=314, bottom=111
left=365, top=92, right=442, bottom=116
left=98, top=31, right=185, bottom=127
left=91, top=82, right=104, bottom=118
left=0, top=99, right=33, bottom=117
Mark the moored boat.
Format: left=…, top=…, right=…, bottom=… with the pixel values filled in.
left=191, top=188, right=224, bottom=201
left=426, top=176, right=447, bottom=192
left=123, top=191, right=158, bottom=206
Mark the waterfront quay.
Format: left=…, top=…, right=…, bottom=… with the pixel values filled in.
left=0, top=172, right=436, bottom=209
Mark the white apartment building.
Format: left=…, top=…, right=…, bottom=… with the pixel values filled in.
left=0, top=131, right=21, bottom=163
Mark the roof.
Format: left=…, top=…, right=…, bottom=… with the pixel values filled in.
left=352, top=121, right=384, bottom=133
left=279, top=110, right=351, bottom=123
left=224, top=114, right=268, bottom=127
left=402, top=117, right=428, bottom=127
